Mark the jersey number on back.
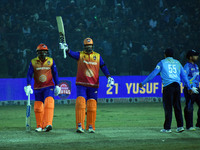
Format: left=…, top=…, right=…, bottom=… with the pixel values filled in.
left=168, top=65, right=177, bottom=73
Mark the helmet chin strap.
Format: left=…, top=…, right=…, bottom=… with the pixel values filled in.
left=84, top=46, right=93, bottom=54
left=37, top=51, right=48, bottom=61
left=84, top=50, right=93, bottom=54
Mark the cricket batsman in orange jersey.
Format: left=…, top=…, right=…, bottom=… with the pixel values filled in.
left=24, top=43, right=61, bottom=132
left=60, top=38, right=114, bottom=133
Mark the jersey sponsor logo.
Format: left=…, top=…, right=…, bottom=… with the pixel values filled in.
left=83, top=60, right=97, bottom=65
left=93, top=56, right=96, bottom=60
left=85, top=69, right=94, bottom=77
left=39, top=75, right=47, bottom=82
left=36, top=67, right=50, bottom=70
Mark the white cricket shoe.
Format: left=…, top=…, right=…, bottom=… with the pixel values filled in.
left=187, top=127, right=196, bottom=131
left=176, top=127, right=184, bottom=133
left=43, top=125, right=52, bottom=132
left=88, top=126, right=95, bottom=133
left=76, top=124, right=84, bottom=133
left=160, top=129, right=172, bottom=133
left=35, top=127, right=43, bottom=132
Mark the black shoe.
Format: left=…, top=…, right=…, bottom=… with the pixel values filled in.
left=43, top=125, right=52, bottom=132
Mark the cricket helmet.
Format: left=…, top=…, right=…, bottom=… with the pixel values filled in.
left=36, top=43, right=48, bottom=51
left=84, top=38, right=93, bottom=45
left=186, top=49, right=199, bottom=59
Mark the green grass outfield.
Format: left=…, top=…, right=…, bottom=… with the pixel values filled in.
left=0, top=103, right=199, bottom=150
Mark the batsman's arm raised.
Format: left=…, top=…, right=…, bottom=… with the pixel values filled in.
left=61, top=43, right=114, bottom=87
left=67, top=48, right=109, bottom=70
left=67, top=49, right=80, bottom=60
left=67, top=49, right=112, bottom=77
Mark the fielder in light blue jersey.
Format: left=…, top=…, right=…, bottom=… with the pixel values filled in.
left=139, top=48, right=198, bottom=133
left=141, top=56, right=191, bottom=88
left=183, top=50, right=200, bottom=130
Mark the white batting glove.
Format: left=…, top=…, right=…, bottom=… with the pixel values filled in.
left=24, top=85, right=33, bottom=96
left=54, top=85, right=61, bottom=96
left=59, top=43, right=68, bottom=51
left=107, top=77, right=114, bottom=87
left=191, top=87, right=199, bottom=94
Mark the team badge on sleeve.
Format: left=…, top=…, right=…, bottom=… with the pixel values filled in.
left=156, top=65, right=160, bottom=70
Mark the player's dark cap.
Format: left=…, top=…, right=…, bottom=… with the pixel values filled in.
left=186, top=49, right=199, bottom=59
left=164, top=48, right=173, bottom=57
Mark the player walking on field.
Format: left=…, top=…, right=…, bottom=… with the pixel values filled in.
left=24, top=44, right=61, bottom=132
left=60, top=38, right=114, bottom=133
left=139, top=48, right=198, bottom=133
left=183, top=50, right=200, bottom=131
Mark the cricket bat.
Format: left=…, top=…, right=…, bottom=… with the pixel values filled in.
left=25, top=93, right=31, bottom=131
left=56, top=16, right=67, bottom=58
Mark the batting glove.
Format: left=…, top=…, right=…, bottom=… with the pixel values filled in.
left=191, top=87, right=199, bottom=94
left=54, top=85, right=61, bottom=96
left=107, top=77, right=115, bottom=87
left=59, top=43, right=68, bottom=51
left=24, top=85, right=33, bottom=96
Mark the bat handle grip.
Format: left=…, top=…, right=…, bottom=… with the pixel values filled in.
left=63, top=49, right=67, bottom=58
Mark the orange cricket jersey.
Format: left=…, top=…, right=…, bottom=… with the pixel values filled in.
left=31, top=57, right=54, bottom=89
left=76, top=51, right=100, bottom=88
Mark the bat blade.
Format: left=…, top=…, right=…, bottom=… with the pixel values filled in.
left=25, top=93, right=31, bottom=131
left=26, top=105, right=31, bottom=131
left=56, top=16, right=67, bottom=58
left=56, top=16, right=66, bottom=43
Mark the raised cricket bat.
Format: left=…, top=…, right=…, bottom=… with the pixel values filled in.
left=25, top=92, right=31, bottom=131
left=56, top=16, right=67, bottom=58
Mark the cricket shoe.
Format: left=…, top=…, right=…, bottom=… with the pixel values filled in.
left=76, top=124, right=84, bottom=133
left=160, top=129, right=172, bottom=133
left=88, top=126, right=95, bottom=133
left=43, top=125, right=52, bottom=132
left=187, top=127, right=196, bottom=131
left=35, top=127, right=43, bottom=132
left=176, top=127, right=184, bottom=133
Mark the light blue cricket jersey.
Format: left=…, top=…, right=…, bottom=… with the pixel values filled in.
left=184, top=62, right=199, bottom=88
left=142, top=57, right=191, bottom=89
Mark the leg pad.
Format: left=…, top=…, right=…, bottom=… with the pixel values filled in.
left=86, top=99, right=97, bottom=130
left=42, top=97, right=54, bottom=128
left=75, top=96, right=86, bottom=129
left=34, top=101, right=44, bottom=128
